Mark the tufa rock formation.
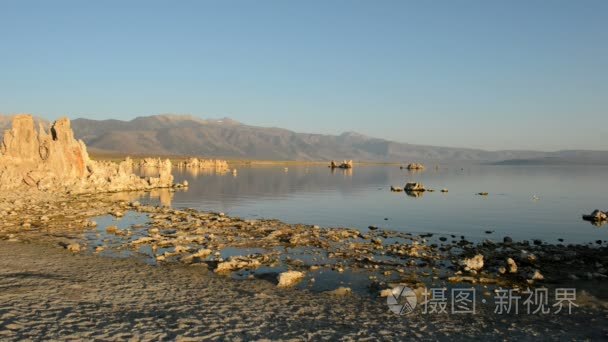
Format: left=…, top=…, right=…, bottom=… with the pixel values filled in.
left=0, top=114, right=175, bottom=193
left=404, top=182, right=426, bottom=192
left=329, top=160, right=353, bottom=169
left=405, top=163, right=425, bottom=170
left=176, top=157, right=229, bottom=171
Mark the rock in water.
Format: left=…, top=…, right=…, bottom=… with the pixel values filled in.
left=404, top=182, right=426, bottom=192
left=176, top=157, right=229, bottom=172
left=277, top=271, right=305, bottom=287
left=507, top=258, right=518, bottom=273
left=215, top=256, right=262, bottom=274
left=329, top=160, right=353, bottom=169
left=461, top=254, right=484, bottom=271
left=582, top=210, right=607, bottom=222
left=406, top=163, right=425, bottom=170
left=529, top=270, right=544, bottom=281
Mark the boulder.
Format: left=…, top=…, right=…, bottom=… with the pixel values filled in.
left=461, top=254, right=484, bottom=271
left=406, top=163, right=425, bottom=170
left=405, top=182, right=426, bottom=192
left=66, top=243, right=82, bottom=253
left=506, top=258, right=518, bottom=273
left=180, top=248, right=212, bottom=264
left=277, top=270, right=305, bottom=287
left=520, top=250, right=537, bottom=263
left=528, top=269, right=544, bottom=281
left=583, top=210, right=607, bottom=222
left=215, top=256, right=262, bottom=274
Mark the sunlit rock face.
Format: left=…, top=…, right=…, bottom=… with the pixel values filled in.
left=0, top=114, right=175, bottom=193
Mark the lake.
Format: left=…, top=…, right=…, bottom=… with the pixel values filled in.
left=139, top=164, right=608, bottom=245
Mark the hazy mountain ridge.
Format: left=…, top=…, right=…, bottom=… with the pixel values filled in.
left=1, top=114, right=607, bottom=164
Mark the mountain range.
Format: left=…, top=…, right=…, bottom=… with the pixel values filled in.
left=1, top=114, right=607, bottom=164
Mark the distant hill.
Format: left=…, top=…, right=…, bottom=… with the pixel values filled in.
left=492, top=150, right=608, bottom=165
left=70, top=114, right=544, bottom=162
left=2, top=114, right=608, bottom=164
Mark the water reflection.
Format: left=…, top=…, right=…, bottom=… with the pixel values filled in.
left=183, top=167, right=231, bottom=178
left=405, top=190, right=424, bottom=198
left=149, top=189, right=174, bottom=207
left=167, top=165, right=380, bottom=205
left=329, top=167, right=353, bottom=177
left=138, top=166, right=163, bottom=178
left=105, top=188, right=176, bottom=207
left=108, top=191, right=146, bottom=202
left=138, top=165, right=608, bottom=244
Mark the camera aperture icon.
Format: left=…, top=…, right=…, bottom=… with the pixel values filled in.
left=387, top=286, right=418, bottom=315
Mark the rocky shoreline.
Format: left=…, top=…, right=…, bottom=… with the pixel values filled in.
left=1, top=189, right=607, bottom=299
left=1, top=190, right=608, bottom=340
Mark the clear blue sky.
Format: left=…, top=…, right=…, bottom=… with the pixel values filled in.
left=1, top=0, right=606, bottom=151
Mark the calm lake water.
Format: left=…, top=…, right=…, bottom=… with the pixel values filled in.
left=140, top=165, right=608, bottom=244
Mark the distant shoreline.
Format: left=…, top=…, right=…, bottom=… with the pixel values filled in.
left=89, top=150, right=608, bottom=167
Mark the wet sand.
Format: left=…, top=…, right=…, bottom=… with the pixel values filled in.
left=1, top=240, right=607, bottom=341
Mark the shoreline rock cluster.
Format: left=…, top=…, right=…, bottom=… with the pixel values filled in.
left=390, top=182, right=428, bottom=194
left=176, top=157, right=229, bottom=172
left=0, top=115, right=178, bottom=194
left=401, top=163, right=425, bottom=170
left=0, top=188, right=607, bottom=302
left=329, top=160, right=353, bottom=169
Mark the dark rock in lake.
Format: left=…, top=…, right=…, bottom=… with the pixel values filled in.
left=405, top=182, right=426, bottom=192
left=582, top=209, right=607, bottom=222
